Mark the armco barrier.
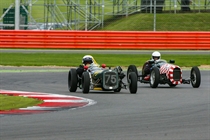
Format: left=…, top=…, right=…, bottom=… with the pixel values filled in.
left=0, top=30, right=210, bottom=50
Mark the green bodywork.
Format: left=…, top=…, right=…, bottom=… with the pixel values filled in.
left=92, top=69, right=119, bottom=90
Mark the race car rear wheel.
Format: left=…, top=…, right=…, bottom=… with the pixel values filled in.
left=190, top=66, right=201, bottom=88
left=127, top=65, right=138, bottom=82
left=128, top=72, right=137, bottom=94
left=168, top=82, right=177, bottom=87
left=68, top=69, right=78, bottom=92
left=82, top=72, right=90, bottom=93
left=150, top=67, right=160, bottom=88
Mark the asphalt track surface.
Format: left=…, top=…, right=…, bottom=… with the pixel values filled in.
left=0, top=67, right=209, bottom=140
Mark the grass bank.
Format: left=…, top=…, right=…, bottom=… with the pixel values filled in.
left=0, top=94, right=43, bottom=111
left=101, top=13, right=210, bottom=31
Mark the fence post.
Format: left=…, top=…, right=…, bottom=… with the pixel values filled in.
left=15, top=0, right=20, bottom=30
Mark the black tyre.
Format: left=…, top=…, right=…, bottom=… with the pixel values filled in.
left=82, top=72, right=90, bottom=93
left=128, top=72, right=138, bottom=94
left=127, top=65, right=138, bottom=82
left=150, top=67, right=160, bottom=88
left=141, top=62, right=148, bottom=76
left=190, top=66, right=201, bottom=88
left=68, top=69, right=78, bottom=92
left=168, top=82, right=177, bottom=87
left=114, top=87, right=121, bottom=92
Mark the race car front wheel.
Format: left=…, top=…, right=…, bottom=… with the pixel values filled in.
left=68, top=69, right=78, bottom=92
left=128, top=72, right=137, bottom=94
left=82, top=72, right=90, bottom=93
left=127, top=65, right=138, bottom=83
left=150, top=67, right=160, bottom=88
left=190, top=66, right=201, bottom=88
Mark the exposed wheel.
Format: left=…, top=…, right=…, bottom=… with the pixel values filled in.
left=141, top=62, right=148, bottom=76
left=128, top=72, right=137, bottom=94
left=68, top=69, right=78, bottom=92
left=82, top=72, right=90, bottom=93
left=150, top=67, right=160, bottom=88
left=127, top=65, right=138, bottom=82
left=168, top=82, right=177, bottom=87
left=190, top=66, right=201, bottom=88
left=114, top=87, right=121, bottom=92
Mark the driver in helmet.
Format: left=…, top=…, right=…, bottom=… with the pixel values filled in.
left=76, top=55, right=105, bottom=77
left=143, top=51, right=161, bottom=80
left=82, top=55, right=103, bottom=74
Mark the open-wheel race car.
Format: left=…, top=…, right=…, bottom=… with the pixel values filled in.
left=127, top=59, right=201, bottom=88
left=68, top=65, right=138, bottom=94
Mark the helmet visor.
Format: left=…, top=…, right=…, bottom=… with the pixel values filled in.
left=152, top=56, right=160, bottom=60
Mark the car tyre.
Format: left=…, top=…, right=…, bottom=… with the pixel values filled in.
left=114, top=87, right=121, bottom=92
left=190, top=66, right=201, bottom=88
left=68, top=69, right=78, bottom=92
left=82, top=72, right=90, bottom=93
left=127, top=65, right=138, bottom=82
left=150, top=67, right=160, bottom=88
left=128, top=72, right=137, bottom=94
left=168, top=82, right=177, bottom=87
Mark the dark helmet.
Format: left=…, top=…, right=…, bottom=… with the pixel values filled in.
left=82, top=55, right=93, bottom=65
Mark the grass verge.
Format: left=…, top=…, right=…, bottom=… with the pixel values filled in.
left=0, top=94, right=43, bottom=111
left=0, top=53, right=209, bottom=67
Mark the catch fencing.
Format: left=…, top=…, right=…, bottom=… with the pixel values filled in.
left=0, top=30, right=210, bottom=50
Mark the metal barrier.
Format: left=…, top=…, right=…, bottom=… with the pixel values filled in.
left=0, top=30, right=210, bottom=50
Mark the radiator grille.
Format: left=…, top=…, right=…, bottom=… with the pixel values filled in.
left=173, top=68, right=181, bottom=81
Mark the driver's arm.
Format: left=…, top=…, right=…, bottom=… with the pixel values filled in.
left=76, top=65, right=84, bottom=76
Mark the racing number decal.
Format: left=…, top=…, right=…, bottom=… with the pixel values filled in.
left=103, top=71, right=118, bottom=89
left=105, top=74, right=117, bottom=84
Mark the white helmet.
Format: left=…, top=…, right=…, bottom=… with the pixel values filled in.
left=152, top=51, right=161, bottom=61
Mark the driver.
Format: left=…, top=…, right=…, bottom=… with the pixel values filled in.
left=77, top=55, right=105, bottom=77
left=83, top=55, right=104, bottom=73
left=143, top=51, right=161, bottom=80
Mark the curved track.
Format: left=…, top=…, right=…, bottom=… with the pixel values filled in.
left=0, top=68, right=209, bottom=140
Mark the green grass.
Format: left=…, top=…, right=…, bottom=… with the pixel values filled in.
left=0, top=94, right=43, bottom=111
left=101, top=13, right=210, bottom=31
left=0, top=53, right=209, bottom=67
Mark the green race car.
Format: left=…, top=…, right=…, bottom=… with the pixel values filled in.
left=68, top=65, right=137, bottom=94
